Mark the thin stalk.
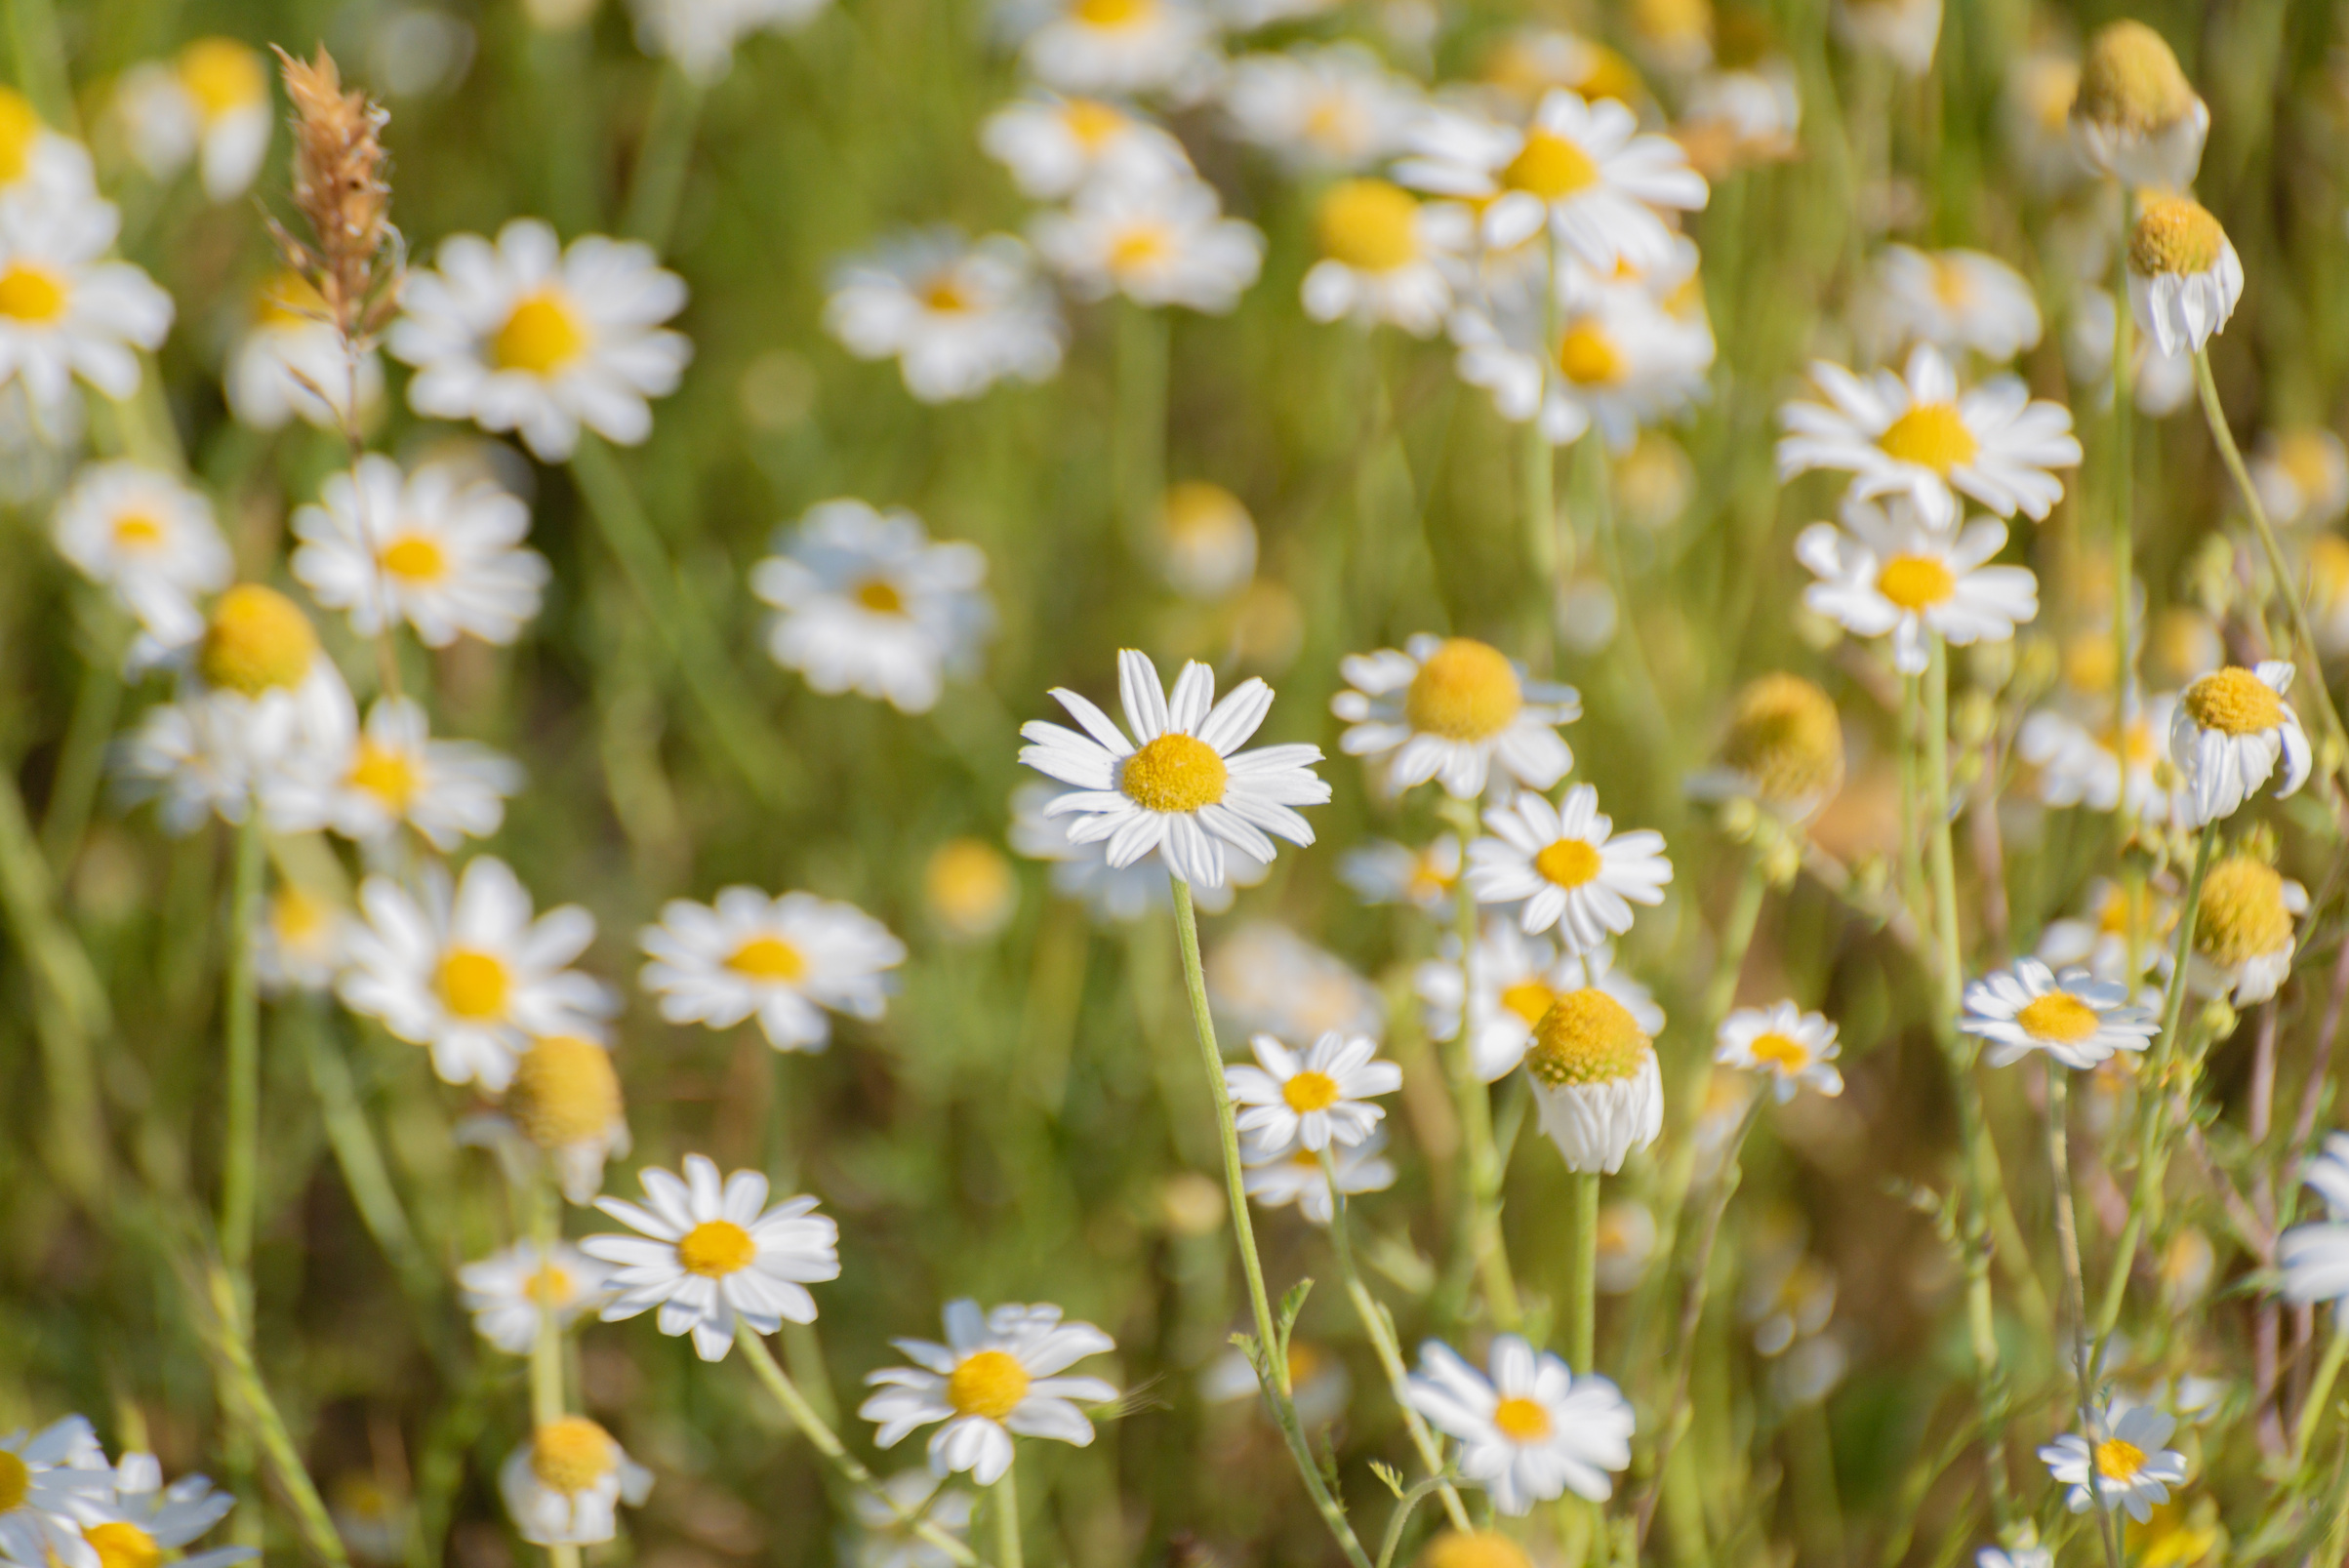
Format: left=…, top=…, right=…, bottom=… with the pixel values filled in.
left=2045, top=1073, right=2124, bottom=1568
left=1524, top=231, right=1561, bottom=663
left=527, top=1178, right=582, bottom=1568
left=1438, top=795, right=1522, bottom=1331
left=0, top=755, right=111, bottom=1207
left=300, top=1006, right=444, bottom=1334
left=2291, top=1319, right=2349, bottom=1470
left=992, top=1459, right=1023, bottom=1568
left=221, top=810, right=268, bottom=1290
left=193, top=1259, right=352, bottom=1567
left=1114, top=302, right=1169, bottom=558
left=39, top=634, right=123, bottom=867
left=1562, top=1172, right=1600, bottom=1374
left=2110, top=198, right=2135, bottom=830
left=621, top=63, right=707, bottom=252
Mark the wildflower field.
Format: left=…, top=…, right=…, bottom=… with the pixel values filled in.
left=10, top=0, right=2349, bottom=1564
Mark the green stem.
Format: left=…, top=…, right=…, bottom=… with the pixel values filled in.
left=1438, top=796, right=1523, bottom=1332
left=221, top=811, right=268, bottom=1287
left=1114, top=302, right=1169, bottom=559
left=2299, top=1322, right=2349, bottom=1476
left=3, top=0, right=75, bottom=128
left=527, top=1175, right=583, bottom=1568
left=1563, top=1172, right=1600, bottom=1374
left=621, top=63, right=706, bottom=252
left=194, top=1259, right=352, bottom=1567
left=0, top=756, right=110, bottom=1208
left=2045, top=1073, right=2124, bottom=1568
left=299, top=1007, right=444, bottom=1336
left=992, top=1457, right=1023, bottom=1568
left=39, top=635, right=122, bottom=869
left=2111, top=198, right=2136, bottom=828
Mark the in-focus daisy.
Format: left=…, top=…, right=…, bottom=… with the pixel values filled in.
left=2016, top=689, right=2181, bottom=824
left=224, top=271, right=384, bottom=431
left=2185, top=853, right=2306, bottom=1006
left=291, top=455, right=548, bottom=647
left=1155, top=481, right=1257, bottom=599
left=1225, top=1030, right=1401, bottom=1152
left=2126, top=195, right=2241, bottom=358
left=1009, top=781, right=1268, bottom=921
left=0, top=1416, right=111, bottom=1568
left=2279, top=1132, right=2349, bottom=1306
left=1831, top=0, right=1941, bottom=76
left=1403, top=1337, right=1635, bottom=1514
left=459, top=1240, right=613, bottom=1355
left=1870, top=245, right=2043, bottom=364
left=1688, top=671, right=1846, bottom=820
left=750, top=498, right=993, bottom=713
left=0, top=195, right=173, bottom=413
left=1716, top=1002, right=1843, bottom=1102
left=503, top=1033, right=633, bottom=1204
left=585, top=1154, right=840, bottom=1361
left=1796, top=496, right=2040, bottom=673
left=91, top=1452, right=252, bottom=1568
left=628, top=0, right=831, bottom=83
left=1016, top=0, right=1221, bottom=99
left=1241, top=1131, right=1396, bottom=1223
left=2070, top=20, right=2207, bottom=190
left=1034, top=176, right=1264, bottom=314
left=389, top=219, right=691, bottom=462
left=638, top=887, right=906, bottom=1053
left=338, top=856, right=616, bottom=1091
left=1339, top=833, right=1458, bottom=912
left=2039, top=1404, right=2187, bottom=1523
left=276, top=696, right=522, bottom=851
left=1220, top=45, right=1420, bottom=172
left=825, top=230, right=1065, bottom=404
left=1018, top=649, right=1329, bottom=891
left=1418, top=924, right=1661, bottom=1082
left=1777, top=343, right=2082, bottom=528
left=980, top=94, right=1192, bottom=200
left=2167, top=663, right=2311, bottom=825
left=859, top=1301, right=1118, bottom=1485
left=848, top=1470, right=978, bottom=1568
left=1466, top=784, right=1672, bottom=949
left=114, top=38, right=271, bottom=201
left=499, top=1419, right=653, bottom=1547
left=1522, top=986, right=1664, bottom=1173
left=51, top=460, right=230, bottom=646
left=1301, top=179, right=1467, bottom=338
left=2253, top=428, right=2349, bottom=530
left=1960, top=958, right=2159, bottom=1070
left=1334, top=634, right=1579, bottom=798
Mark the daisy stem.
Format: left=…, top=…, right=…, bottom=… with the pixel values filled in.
left=192, top=1256, right=353, bottom=1568
left=529, top=1175, right=566, bottom=1428
left=992, top=1458, right=1024, bottom=1568
left=1114, top=301, right=1168, bottom=559
left=621, top=62, right=706, bottom=253
left=1524, top=230, right=1561, bottom=663
left=38, top=608, right=123, bottom=866
left=2045, top=1071, right=2125, bottom=1568
left=731, top=1325, right=986, bottom=1568
left=1563, top=1171, right=1600, bottom=1374
left=221, top=807, right=268, bottom=1294
left=1438, top=795, right=1525, bottom=1333
left=2111, top=199, right=2136, bottom=833
left=2294, top=1319, right=2349, bottom=1473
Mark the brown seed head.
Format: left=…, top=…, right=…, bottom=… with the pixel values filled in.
left=270, top=45, right=399, bottom=344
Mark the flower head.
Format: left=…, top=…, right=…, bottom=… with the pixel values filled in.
left=2186, top=853, right=2306, bottom=1006
left=2167, top=662, right=2310, bottom=825
left=1334, top=634, right=1580, bottom=800
left=1033, top=176, right=1264, bottom=314
left=1796, top=496, right=2039, bottom=673
left=980, top=94, right=1191, bottom=200
left=2038, top=1404, right=2188, bottom=1522
left=1466, top=784, right=1672, bottom=949
left=291, top=455, right=548, bottom=648
left=1870, top=245, right=2043, bottom=364
left=1697, top=671, right=1845, bottom=817
left=1225, top=1030, right=1401, bottom=1152
left=499, top=1418, right=652, bottom=1547
left=859, top=1302, right=1118, bottom=1485
left=1960, top=958, right=2159, bottom=1070
left=638, top=887, right=906, bottom=1053
left=825, top=230, right=1064, bottom=403
left=1302, top=179, right=1470, bottom=338
left=0, top=1417, right=111, bottom=1568
left=1523, top=986, right=1664, bottom=1172
left=0, top=193, right=173, bottom=413
left=1716, top=1002, right=1843, bottom=1102
left=2071, top=20, right=2207, bottom=189
left=2126, top=196, right=2242, bottom=357
left=226, top=271, right=384, bottom=430
left=1241, top=1131, right=1396, bottom=1223
left=459, top=1240, right=614, bottom=1354
left=1417, top=923, right=1662, bottom=1083
left=1403, top=1337, right=1635, bottom=1513
left=504, top=1034, right=632, bottom=1203
left=89, top=1451, right=252, bottom=1568
left=51, top=461, right=230, bottom=646
left=115, top=38, right=272, bottom=200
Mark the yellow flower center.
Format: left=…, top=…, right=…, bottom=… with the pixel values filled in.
left=86, top=1522, right=161, bottom=1568
left=920, top=276, right=971, bottom=314
left=1120, top=732, right=1229, bottom=814
left=110, top=512, right=165, bottom=552
left=1109, top=223, right=1171, bottom=276
left=1403, top=637, right=1523, bottom=742
left=0, top=1451, right=26, bottom=1512
left=855, top=578, right=906, bottom=615
left=1316, top=180, right=1420, bottom=272
left=494, top=291, right=589, bottom=376
left=2129, top=197, right=2226, bottom=278
left=2095, top=1437, right=2148, bottom=1482
left=728, top=935, right=807, bottom=983
left=1875, top=553, right=1957, bottom=612
left=0, top=88, right=38, bottom=185
left=676, top=1219, right=756, bottom=1277
left=1490, top=1394, right=1554, bottom=1442
left=1877, top=403, right=1978, bottom=473
left=1526, top=986, right=1651, bottom=1086
left=381, top=534, right=448, bottom=583
left=2076, top=20, right=2196, bottom=136
left=523, top=1264, right=574, bottom=1305
left=1281, top=1069, right=1342, bottom=1112
left=1534, top=837, right=1602, bottom=889
left=948, top=1348, right=1033, bottom=1421
left=926, top=838, right=1015, bottom=930
left=1721, top=673, right=1843, bottom=804
left=348, top=741, right=420, bottom=812
left=2063, top=629, right=2120, bottom=696
left=199, top=583, right=319, bottom=696
left=1930, top=258, right=1973, bottom=309
left=1074, top=0, right=1153, bottom=27
left=1748, top=1031, right=1809, bottom=1071
left=179, top=37, right=267, bottom=121
left=1419, top=1529, right=1536, bottom=1568
left=0, top=261, right=66, bottom=323
left=530, top=1417, right=618, bottom=1494
left=1500, top=981, right=1558, bottom=1027
left=2129, top=1501, right=2220, bottom=1568
left=1556, top=320, right=1624, bottom=386
left=1504, top=129, right=1600, bottom=200
left=2017, top=991, right=2100, bottom=1044
left=1062, top=99, right=1127, bottom=147
left=2182, top=665, right=2287, bottom=735
left=507, top=1035, right=624, bottom=1147
left=2196, top=856, right=2293, bottom=968
left=272, top=885, right=332, bottom=947
left=435, top=947, right=511, bottom=1022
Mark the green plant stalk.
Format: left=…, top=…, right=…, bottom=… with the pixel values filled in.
left=2045, top=1073, right=2124, bottom=1568
left=3, top=0, right=74, bottom=126
left=527, top=1177, right=583, bottom=1568
left=2111, top=206, right=2135, bottom=826
left=2292, top=1318, right=2349, bottom=1470
left=622, top=63, right=707, bottom=252
left=221, top=810, right=268, bottom=1288
left=197, top=1260, right=352, bottom=1567
left=1563, top=1172, right=1600, bottom=1374
left=1114, top=302, right=1169, bottom=559
left=1373, top=1474, right=1456, bottom=1568
left=992, top=1457, right=1023, bottom=1568
left=1438, top=795, right=1523, bottom=1331
left=300, top=1008, right=443, bottom=1332
left=1524, top=231, right=1561, bottom=659
left=0, top=755, right=111, bottom=1207
left=39, top=635, right=123, bottom=868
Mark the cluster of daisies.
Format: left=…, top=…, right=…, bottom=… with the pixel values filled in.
left=0, top=1416, right=250, bottom=1568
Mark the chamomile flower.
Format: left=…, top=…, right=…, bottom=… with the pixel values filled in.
left=2039, top=1404, right=2188, bottom=1523
left=1417, top=924, right=1662, bottom=1082
left=2252, top=428, right=2349, bottom=530
left=1155, top=481, right=1257, bottom=599
left=1716, top=1002, right=1843, bottom=1102
left=51, top=460, right=230, bottom=646
left=1033, top=177, right=1265, bottom=314
left=1448, top=275, right=1715, bottom=451
left=1595, top=1199, right=1657, bottom=1293
left=1334, top=634, right=1580, bottom=798
left=2167, top=663, right=2310, bottom=825
left=0, top=1416, right=111, bottom=1568
left=1008, top=782, right=1268, bottom=920
left=224, top=271, right=384, bottom=430
left=1225, top=1030, right=1401, bottom=1152
left=1480, top=26, right=1644, bottom=109
left=390, top=219, right=691, bottom=462
left=1301, top=180, right=1469, bottom=338
left=2036, top=878, right=2175, bottom=989
left=339, top=856, right=616, bottom=1091
left=2126, top=195, right=2241, bottom=357
left=848, top=1471, right=978, bottom=1568
left=499, top=1419, right=653, bottom=1547
left=92, top=1453, right=251, bottom=1568
left=1978, top=1543, right=2054, bottom=1568
left=1677, top=58, right=1802, bottom=177
left=2016, top=690, right=2181, bottom=823
left=585, top=1154, right=841, bottom=1360
left=638, top=888, right=906, bottom=1054
left=1466, top=784, right=1672, bottom=950
left=2278, top=1132, right=2349, bottom=1306
left=2185, top=854, right=2306, bottom=1006
left=256, top=881, right=349, bottom=995
left=115, top=39, right=272, bottom=201
left=750, top=499, right=993, bottom=713
left=859, top=1301, right=1118, bottom=1486
left=1339, top=833, right=1458, bottom=912
left=1687, top=671, right=1846, bottom=820
left=1018, top=649, right=1328, bottom=891
left=0, top=195, right=173, bottom=413
left=0, top=89, right=97, bottom=217
left=1776, top=343, right=2082, bottom=528
left=1015, top=0, right=1221, bottom=99
left=291, top=455, right=548, bottom=648
left=628, top=0, right=830, bottom=82
left=1522, top=985, right=1664, bottom=1173
left=1795, top=496, right=2039, bottom=674
left=824, top=230, right=1065, bottom=404
left=274, top=696, right=521, bottom=850
left=1241, top=1130, right=1396, bottom=1223
left=2071, top=20, right=2207, bottom=191
left=1220, top=45, right=1420, bottom=172
left=2005, top=51, right=2086, bottom=193
left=1960, top=958, right=2159, bottom=1071
left=1831, top=0, right=1941, bottom=76
left=1403, top=1337, right=1635, bottom=1514
left=503, top=1033, right=633, bottom=1204
left=924, top=839, right=1019, bottom=943
left=459, top=1240, right=613, bottom=1355
left=980, top=94, right=1192, bottom=200
left=1871, top=245, right=2043, bottom=363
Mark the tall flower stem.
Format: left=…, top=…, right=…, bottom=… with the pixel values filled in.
left=1438, top=796, right=1523, bottom=1331
left=221, top=809, right=268, bottom=1294
left=2045, top=1072, right=2124, bottom=1568
left=2110, top=205, right=2136, bottom=815
left=526, top=1176, right=582, bottom=1568
left=39, top=619, right=123, bottom=866
left=1562, top=1171, right=1600, bottom=1373
left=621, top=63, right=706, bottom=253
left=2292, top=1319, right=2349, bottom=1469
left=0, top=756, right=111, bottom=1208
left=1524, top=231, right=1562, bottom=663
left=992, top=1459, right=1023, bottom=1568
left=1114, top=302, right=1169, bottom=559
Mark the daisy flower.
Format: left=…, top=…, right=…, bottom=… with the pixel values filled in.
left=1960, top=958, right=2159, bottom=1070
left=275, top=696, right=521, bottom=851
left=2167, top=663, right=2311, bottom=825
left=1687, top=671, right=1846, bottom=820
left=460, top=1241, right=613, bottom=1355
left=750, top=498, right=993, bottom=713
left=499, top=1419, right=653, bottom=1547
left=2005, top=49, right=2086, bottom=192
left=1220, top=45, right=1420, bottom=172
left=1302, top=180, right=1469, bottom=338
left=51, top=460, right=230, bottom=646
left=503, top=1033, right=633, bottom=1204
left=1796, top=496, right=2039, bottom=673
left=859, top=1301, right=1118, bottom=1485
left=1523, top=986, right=1664, bottom=1173
left=1018, top=649, right=1329, bottom=891
left=1678, top=59, right=1803, bottom=177
left=924, top=838, right=1019, bottom=944
left=1395, top=90, right=1707, bottom=268
left=1831, top=0, right=1941, bottom=76
left=2039, top=1405, right=2188, bottom=1523
left=291, top=455, right=548, bottom=648
left=1776, top=343, right=2082, bottom=528
left=91, top=1453, right=251, bottom=1568
left=1334, top=634, right=1580, bottom=798
left=0, top=193, right=173, bottom=413
left=114, top=38, right=271, bottom=201
left=1016, top=0, right=1221, bottom=99
left=1448, top=273, right=1717, bottom=451
left=1716, top=1002, right=1843, bottom=1102
left=1871, top=245, right=2043, bottom=363
left=585, top=1155, right=838, bottom=1360
left=0, top=89, right=97, bottom=218
left=2016, top=690, right=2181, bottom=823
left=2252, top=427, right=2349, bottom=530
left=1480, top=25, right=1643, bottom=108
left=0, top=1416, right=111, bottom=1568
left=256, top=881, right=348, bottom=996
left=980, top=94, right=1192, bottom=201
left=1417, top=924, right=1661, bottom=1082
left=1155, top=480, right=1257, bottom=599
left=1978, top=1545, right=2052, bottom=1568
left=1403, top=1337, right=1635, bottom=1514
left=638, top=887, right=906, bottom=1054
left=2185, top=853, right=2307, bottom=1007
left=389, top=219, right=691, bottom=462
left=338, top=856, right=616, bottom=1091
left=2279, top=1132, right=2349, bottom=1306
left=1033, top=177, right=1265, bottom=314
left=848, top=1471, right=978, bottom=1568
left=824, top=230, right=1065, bottom=404
left=1225, top=1030, right=1402, bottom=1152
left=1008, top=782, right=1268, bottom=921
left=1466, top=784, right=1672, bottom=950
left=2070, top=20, right=2207, bottom=190
left=1338, top=833, right=1458, bottom=912
left=224, top=271, right=384, bottom=431
left=1242, top=1131, right=1395, bottom=1223
left=628, top=0, right=830, bottom=83
left=2126, top=195, right=2241, bottom=357
left=2036, top=879, right=2174, bottom=990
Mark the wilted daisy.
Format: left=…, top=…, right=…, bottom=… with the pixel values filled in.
left=1033, top=177, right=1264, bottom=314
left=0, top=195, right=173, bottom=413
left=1776, top=344, right=2082, bottom=528
left=1241, top=1130, right=1396, bottom=1223
left=2071, top=20, right=2207, bottom=190
left=1795, top=497, right=2039, bottom=674
left=0, top=1416, right=110, bottom=1568
left=1016, top=0, right=1221, bottom=99
left=1717, top=1002, right=1843, bottom=1102
left=503, top=1033, right=633, bottom=1203
left=339, top=856, right=616, bottom=1091
left=628, top=0, right=830, bottom=82
left=114, top=38, right=271, bottom=201
left=2252, top=428, right=2349, bottom=530
left=1155, top=481, right=1257, bottom=599
left=585, top=1154, right=841, bottom=1361
left=1019, top=650, right=1328, bottom=891
left=1220, top=45, right=1419, bottom=171
left=2167, top=663, right=2311, bottom=825
left=1523, top=986, right=1664, bottom=1173
left=459, top=1240, right=613, bottom=1354
left=2185, top=854, right=2306, bottom=1006
left=980, top=94, right=1192, bottom=200
left=291, top=455, right=548, bottom=648
left=1339, top=833, right=1458, bottom=912
left=390, top=219, right=691, bottom=462
left=1960, top=958, right=2159, bottom=1071
left=2039, top=1404, right=2188, bottom=1523
left=1467, top=784, right=1672, bottom=950
left=638, top=887, right=906, bottom=1053
left=1334, top=635, right=1579, bottom=799
left=750, top=499, right=992, bottom=713
left=91, top=1453, right=251, bottom=1568
left=1870, top=245, right=2043, bottom=364
left=499, top=1418, right=653, bottom=1547
left=824, top=231, right=1065, bottom=404
left=274, top=696, right=521, bottom=850
left=859, top=1301, right=1118, bottom=1485
left=848, top=1470, right=978, bottom=1568
left=224, top=271, right=385, bottom=431
left=51, top=460, right=230, bottom=646
left=1403, top=1337, right=1635, bottom=1514
left=2278, top=1132, right=2349, bottom=1306
left=1418, top=924, right=1662, bottom=1082
left=1225, top=1030, right=1401, bottom=1152
left=2126, top=195, right=2241, bottom=357
left=2016, top=690, right=2180, bottom=823
left=1009, top=782, right=1268, bottom=920
left=1688, top=671, right=1845, bottom=819
left=1301, top=180, right=1468, bottom=338
left=1831, top=0, right=1941, bottom=76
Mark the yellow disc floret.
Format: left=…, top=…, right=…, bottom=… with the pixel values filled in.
left=1875, top=553, right=1957, bottom=612
left=2129, top=196, right=2226, bottom=278
left=1534, top=837, right=1602, bottom=889
left=1489, top=1394, right=1554, bottom=1442
left=1500, top=981, right=1558, bottom=1026
left=1417, top=1530, right=1535, bottom=1568
left=199, top=584, right=320, bottom=696
left=381, top=534, right=448, bottom=583
left=1281, top=1070, right=1342, bottom=1112
left=1120, top=733, right=1229, bottom=813
left=530, top=1417, right=618, bottom=1495
left=435, top=947, right=511, bottom=1022
left=494, top=291, right=588, bottom=376
left=2095, top=1436, right=2148, bottom=1482
left=676, top=1219, right=756, bottom=1277
left=2076, top=20, right=2196, bottom=137
left=2182, top=666, right=2287, bottom=735
left=87, top=1522, right=161, bottom=1568
left=1403, top=638, right=1523, bottom=742
left=0, top=262, right=64, bottom=323
left=949, top=1348, right=1033, bottom=1421
left=2017, top=991, right=2100, bottom=1044
left=1504, top=130, right=1600, bottom=199
left=347, top=741, right=420, bottom=813
left=506, top=1035, right=624, bottom=1148
left=728, top=935, right=807, bottom=983
left=1748, top=1032, right=1810, bottom=1071
left=1317, top=179, right=1420, bottom=272
left=2195, top=855, right=2293, bottom=968
left=0, top=1450, right=27, bottom=1512
left=1721, top=672, right=1844, bottom=805
left=1526, top=987, right=1651, bottom=1087
left=178, top=37, right=266, bottom=120
left=1556, top=320, right=1624, bottom=386
left=1877, top=404, right=1978, bottom=473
